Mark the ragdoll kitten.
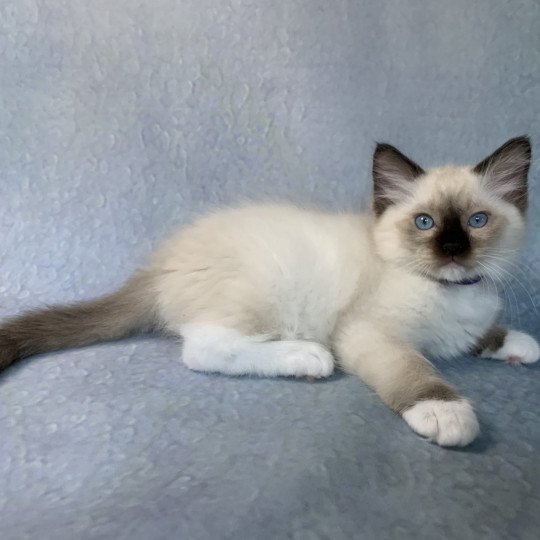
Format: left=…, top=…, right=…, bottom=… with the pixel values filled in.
left=1, top=136, right=538, bottom=447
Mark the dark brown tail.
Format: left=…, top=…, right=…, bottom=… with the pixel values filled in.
left=0, top=271, right=157, bottom=371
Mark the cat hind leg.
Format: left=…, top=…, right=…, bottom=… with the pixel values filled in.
left=179, top=324, right=334, bottom=378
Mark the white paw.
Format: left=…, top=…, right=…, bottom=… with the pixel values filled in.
left=279, top=341, right=334, bottom=379
left=484, top=330, right=540, bottom=365
left=402, top=399, right=480, bottom=447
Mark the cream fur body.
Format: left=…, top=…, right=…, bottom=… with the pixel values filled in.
left=153, top=205, right=373, bottom=341
left=151, top=203, right=500, bottom=358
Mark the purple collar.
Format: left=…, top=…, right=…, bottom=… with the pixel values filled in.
left=438, top=276, right=482, bottom=286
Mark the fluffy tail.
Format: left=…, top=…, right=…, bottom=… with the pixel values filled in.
left=0, top=271, right=158, bottom=371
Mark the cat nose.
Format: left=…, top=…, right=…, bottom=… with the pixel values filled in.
left=442, top=242, right=466, bottom=256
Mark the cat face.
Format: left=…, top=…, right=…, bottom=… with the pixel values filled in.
left=372, top=137, right=531, bottom=283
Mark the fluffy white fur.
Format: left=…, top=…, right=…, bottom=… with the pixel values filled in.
left=181, top=324, right=334, bottom=377
left=402, top=399, right=480, bottom=447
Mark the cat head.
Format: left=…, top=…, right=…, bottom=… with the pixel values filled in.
left=371, top=136, right=531, bottom=283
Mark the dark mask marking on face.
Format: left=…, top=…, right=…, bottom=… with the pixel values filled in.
left=434, top=207, right=471, bottom=258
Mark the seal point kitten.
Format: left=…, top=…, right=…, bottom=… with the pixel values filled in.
left=1, top=136, right=538, bottom=447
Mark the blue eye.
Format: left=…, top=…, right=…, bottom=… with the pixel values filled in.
left=415, top=214, right=435, bottom=230
left=468, top=212, right=488, bottom=228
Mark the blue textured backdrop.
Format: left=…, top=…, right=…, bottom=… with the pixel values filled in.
left=1, top=1, right=539, bottom=539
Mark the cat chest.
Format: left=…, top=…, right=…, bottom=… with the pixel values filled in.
left=402, top=286, right=501, bottom=358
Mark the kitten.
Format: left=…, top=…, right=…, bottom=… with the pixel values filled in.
left=1, top=136, right=538, bottom=447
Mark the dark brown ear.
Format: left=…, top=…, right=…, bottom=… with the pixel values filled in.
left=473, top=136, right=531, bottom=213
left=372, top=143, right=425, bottom=216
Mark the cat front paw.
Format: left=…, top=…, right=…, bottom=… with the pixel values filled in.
left=402, top=399, right=479, bottom=447
left=483, top=330, right=540, bottom=365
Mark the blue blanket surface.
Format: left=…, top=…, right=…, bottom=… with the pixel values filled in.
left=1, top=1, right=539, bottom=539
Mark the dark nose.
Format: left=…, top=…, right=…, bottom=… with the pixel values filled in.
left=442, top=242, right=466, bottom=256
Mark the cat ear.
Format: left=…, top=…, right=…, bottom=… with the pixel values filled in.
left=473, top=136, right=531, bottom=213
left=372, top=143, right=425, bottom=216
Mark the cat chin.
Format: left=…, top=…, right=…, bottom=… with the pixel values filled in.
left=436, top=262, right=475, bottom=282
